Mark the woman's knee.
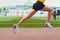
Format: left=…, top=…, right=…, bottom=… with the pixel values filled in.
left=48, top=9, right=53, bottom=13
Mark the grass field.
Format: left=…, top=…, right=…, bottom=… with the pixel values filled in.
left=0, top=16, right=60, bottom=28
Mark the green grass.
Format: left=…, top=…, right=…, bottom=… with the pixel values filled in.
left=0, top=16, right=60, bottom=28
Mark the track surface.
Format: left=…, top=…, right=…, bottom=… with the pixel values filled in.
left=0, top=28, right=60, bottom=40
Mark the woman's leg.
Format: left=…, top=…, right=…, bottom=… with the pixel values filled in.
left=18, top=9, right=37, bottom=25
left=13, top=9, right=37, bottom=33
left=40, top=6, right=53, bottom=28
left=40, top=6, right=53, bottom=22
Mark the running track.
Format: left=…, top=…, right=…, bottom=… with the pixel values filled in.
left=0, top=28, right=60, bottom=40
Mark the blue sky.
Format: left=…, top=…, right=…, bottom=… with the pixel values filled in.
left=0, top=0, right=60, bottom=7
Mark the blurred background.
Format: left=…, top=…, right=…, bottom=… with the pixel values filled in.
left=0, top=0, right=60, bottom=28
